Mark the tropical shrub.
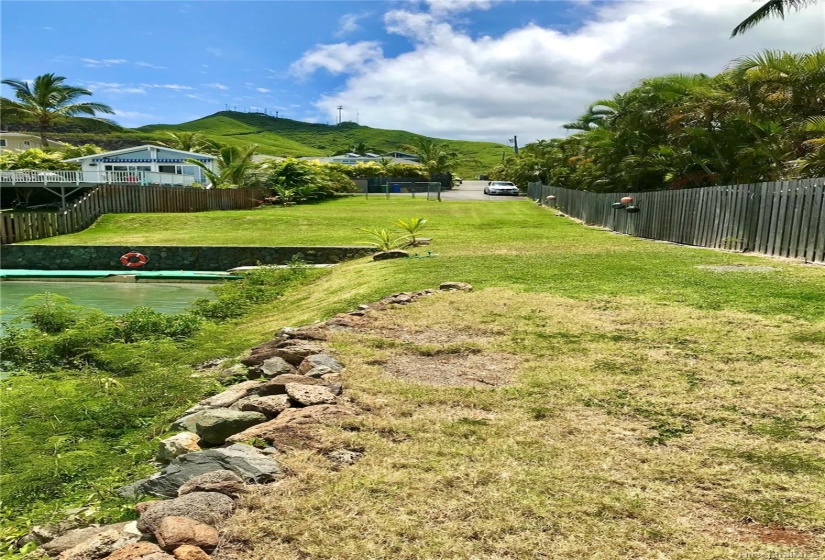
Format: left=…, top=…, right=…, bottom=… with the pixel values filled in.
left=395, top=217, right=428, bottom=245
left=361, top=227, right=408, bottom=251
left=491, top=48, right=825, bottom=192
left=264, top=158, right=357, bottom=204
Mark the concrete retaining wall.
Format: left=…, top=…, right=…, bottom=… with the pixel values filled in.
left=1, top=245, right=376, bottom=271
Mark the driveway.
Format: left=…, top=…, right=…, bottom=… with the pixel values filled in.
left=441, top=180, right=525, bottom=201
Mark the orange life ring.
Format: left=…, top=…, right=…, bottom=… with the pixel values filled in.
left=120, top=252, right=148, bottom=268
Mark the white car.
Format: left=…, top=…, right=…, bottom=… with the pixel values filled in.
left=484, top=181, right=520, bottom=196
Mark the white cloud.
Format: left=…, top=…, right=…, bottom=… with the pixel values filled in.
left=112, top=109, right=156, bottom=127
left=336, top=12, right=369, bottom=37
left=82, top=58, right=128, bottom=67
left=256, top=87, right=271, bottom=93
left=135, top=61, right=167, bottom=69
left=204, top=82, right=229, bottom=90
left=290, top=41, right=384, bottom=76
left=310, top=0, right=824, bottom=142
left=206, top=48, right=223, bottom=57
left=186, top=93, right=220, bottom=104
left=84, top=81, right=146, bottom=94
left=140, top=83, right=194, bottom=91
left=424, top=0, right=502, bottom=17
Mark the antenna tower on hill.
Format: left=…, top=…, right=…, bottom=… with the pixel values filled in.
left=337, top=105, right=343, bottom=125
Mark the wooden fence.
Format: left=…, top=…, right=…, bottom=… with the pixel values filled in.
left=0, top=185, right=263, bottom=245
left=527, top=178, right=825, bottom=264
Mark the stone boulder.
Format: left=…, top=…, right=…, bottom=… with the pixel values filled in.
left=373, top=250, right=409, bottom=261
left=103, top=542, right=169, bottom=560
left=131, top=444, right=283, bottom=498
left=286, top=383, right=337, bottom=406
left=230, top=394, right=292, bottom=417
left=154, top=517, right=218, bottom=553
left=263, top=374, right=342, bottom=396
left=226, top=405, right=356, bottom=448
left=201, top=380, right=265, bottom=407
left=157, top=433, right=201, bottom=464
left=177, top=470, right=245, bottom=498
left=381, top=293, right=414, bottom=305
left=303, top=365, right=333, bottom=378
left=171, top=409, right=267, bottom=446
left=260, top=356, right=296, bottom=377
left=54, top=524, right=141, bottom=560
left=280, top=324, right=329, bottom=341
left=298, top=354, right=343, bottom=374
left=440, top=281, right=473, bottom=292
left=137, top=492, right=234, bottom=535
left=241, top=339, right=323, bottom=368
left=172, top=545, right=211, bottom=560
left=42, top=522, right=139, bottom=557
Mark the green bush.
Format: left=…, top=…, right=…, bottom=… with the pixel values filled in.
left=114, top=307, right=202, bottom=343
left=191, top=262, right=311, bottom=321
left=21, top=293, right=85, bottom=334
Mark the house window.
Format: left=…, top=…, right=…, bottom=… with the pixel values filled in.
left=0, top=140, right=6, bottom=147
left=22, top=141, right=31, bottom=147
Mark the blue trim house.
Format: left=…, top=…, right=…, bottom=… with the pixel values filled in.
left=64, top=145, right=217, bottom=186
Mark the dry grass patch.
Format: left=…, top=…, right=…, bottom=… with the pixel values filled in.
left=380, top=351, right=517, bottom=387
left=216, top=288, right=825, bottom=559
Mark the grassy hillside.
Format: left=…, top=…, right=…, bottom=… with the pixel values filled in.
left=138, top=111, right=508, bottom=176
left=9, top=111, right=507, bottom=176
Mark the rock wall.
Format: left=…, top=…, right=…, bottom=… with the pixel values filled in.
left=1, top=245, right=376, bottom=271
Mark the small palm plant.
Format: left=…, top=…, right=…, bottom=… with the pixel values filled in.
left=361, top=228, right=407, bottom=251
left=395, top=217, right=428, bottom=246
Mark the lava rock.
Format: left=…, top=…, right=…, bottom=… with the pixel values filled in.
left=297, top=354, right=343, bottom=374
left=131, top=444, right=283, bottom=498
left=171, top=409, right=267, bottom=446
left=177, top=470, right=245, bottom=498
left=137, top=492, right=234, bottom=535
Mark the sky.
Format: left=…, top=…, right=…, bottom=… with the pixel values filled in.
left=1, top=0, right=823, bottom=144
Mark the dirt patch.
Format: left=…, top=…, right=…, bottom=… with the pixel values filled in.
left=695, top=265, right=778, bottom=273
left=738, top=523, right=819, bottom=548
left=381, top=351, right=517, bottom=387
left=354, top=325, right=498, bottom=345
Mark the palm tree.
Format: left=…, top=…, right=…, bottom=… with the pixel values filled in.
left=162, top=131, right=218, bottom=154
left=185, top=144, right=261, bottom=188
left=404, top=137, right=461, bottom=180
left=731, top=0, right=818, bottom=37
left=1, top=73, right=115, bottom=147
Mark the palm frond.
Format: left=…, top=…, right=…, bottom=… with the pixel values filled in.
left=732, top=0, right=816, bottom=37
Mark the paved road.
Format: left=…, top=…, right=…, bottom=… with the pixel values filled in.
left=441, top=180, right=526, bottom=201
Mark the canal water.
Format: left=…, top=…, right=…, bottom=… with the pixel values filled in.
left=0, top=281, right=216, bottom=326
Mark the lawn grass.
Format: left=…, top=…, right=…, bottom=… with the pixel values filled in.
left=10, top=198, right=825, bottom=557
left=30, top=198, right=825, bottom=321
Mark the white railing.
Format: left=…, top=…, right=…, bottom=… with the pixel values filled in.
left=0, top=170, right=198, bottom=186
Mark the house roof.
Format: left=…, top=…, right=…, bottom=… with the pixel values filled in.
left=0, top=132, right=42, bottom=140
left=64, top=144, right=216, bottom=163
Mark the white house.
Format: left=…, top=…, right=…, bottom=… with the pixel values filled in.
left=64, top=145, right=218, bottom=186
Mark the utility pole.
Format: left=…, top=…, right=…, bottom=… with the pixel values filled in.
left=337, top=105, right=343, bottom=125
left=509, top=135, right=519, bottom=156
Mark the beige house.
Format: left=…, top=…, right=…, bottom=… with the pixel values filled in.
left=0, top=132, right=44, bottom=151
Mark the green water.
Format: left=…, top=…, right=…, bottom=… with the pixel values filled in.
left=0, top=281, right=216, bottom=325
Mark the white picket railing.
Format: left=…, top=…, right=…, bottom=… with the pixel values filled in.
left=0, top=170, right=198, bottom=186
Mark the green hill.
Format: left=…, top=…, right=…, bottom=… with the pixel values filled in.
left=23, top=111, right=508, bottom=176
left=136, top=111, right=508, bottom=176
